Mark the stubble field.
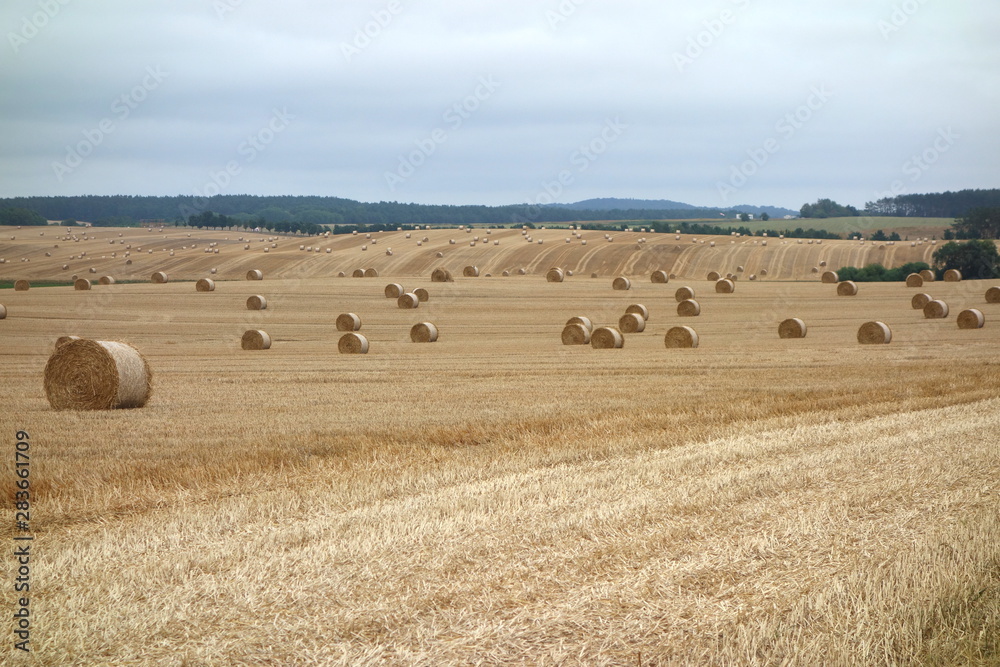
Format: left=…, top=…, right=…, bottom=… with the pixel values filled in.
left=1, top=225, right=999, bottom=665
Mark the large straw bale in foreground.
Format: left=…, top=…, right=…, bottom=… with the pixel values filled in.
left=336, top=313, right=362, bottom=331
left=338, top=332, right=369, bottom=354
left=778, top=318, right=807, bottom=339
left=43, top=339, right=152, bottom=410
left=664, top=326, right=699, bottom=348
left=957, top=308, right=984, bottom=329
left=591, top=327, right=624, bottom=349
left=858, top=321, right=892, bottom=344
left=410, top=322, right=438, bottom=343
left=241, top=330, right=271, bottom=350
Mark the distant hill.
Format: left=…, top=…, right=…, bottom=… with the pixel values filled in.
left=549, top=198, right=798, bottom=219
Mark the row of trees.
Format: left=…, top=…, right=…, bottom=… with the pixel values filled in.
left=799, top=199, right=861, bottom=218
left=0, top=207, right=47, bottom=226
left=837, top=240, right=1000, bottom=281
left=865, top=189, right=1000, bottom=218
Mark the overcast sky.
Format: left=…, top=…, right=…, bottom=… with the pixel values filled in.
left=1, top=1, right=997, bottom=210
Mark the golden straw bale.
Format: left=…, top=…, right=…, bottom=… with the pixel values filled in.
left=675, top=286, right=695, bottom=302
left=0, top=304, right=6, bottom=319
left=906, top=273, right=924, bottom=287
left=246, top=269, right=263, bottom=281
left=612, top=277, right=631, bottom=291
left=241, top=330, right=271, bottom=350
left=625, top=304, right=649, bottom=321
left=364, top=268, right=379, bottom=278
left=778, top=318, right=807, bottom=339
left=943, top=269, right=962, bottom=282
left=911, top=293, right=932, bottom=310
left=55, top=335, right=80, bottom=347
left=336, top=313, right=362, bottom=331
left=546, top=267, right=565, bottom=282
left=566, top=316, right=593, bottom=332
left=919, top=269, right=935, bottom=282
left=591, top=327, right=624, bottom=349
left=650, top=270, right=668, bottom=283
left=414, top=288, right=429, bottom=302
left=410, top=322, right=438, bottom=343
left=43, top=339, right=152, bottom=410
left=397, top=292, right=420, bottom=309
left=74, top=278, right=92, bottom=291
left=463, top=265, right=480, bottom=277
left=338, top=332, right=369, bottom=354
left=715, top=279, right=735, bottom=294
left=384, top=283, right=404, bottom=298
left=837, top=281, right=859, bottom=296
left=195, top=278, right=215, bottom=292
left=618, top=312, right=646, bottom=333
left=664, top=326, right=698, bottom=348
left=151, top=271, right=168, bottom=284
left=707, top=271, right=721, bottom=281
left=246, top=295, right=267, bottom=310
left=14, top=279, right=30, bottom=291
left=858, top=321, right=892, bottom=344
left=986, top=286, right=1000, bottom=303
left=99, top=276, right=115, bottom=285
left=677, top=299, right=701, bottom=316
left=352, top=269, right=365, bottom=278
left=957, top=308, right=985, bottom=329
left=561, top=323, right=591, bottom=345
left=923, top=299, right=949, bottom=319
left=821, top=270, right=839, bottom=284
left=431, top=267, right=454, bottom=282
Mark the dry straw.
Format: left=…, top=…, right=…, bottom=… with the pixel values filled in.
left=414, top=288, right=430, bottom=302
left=707, top=271, right=721, bottom=281
left=943, top=269, right=962, bottom=282
left=911, top=293, right=932, bottom=310
left=618, top=312, right=646, bottom=333
left=565, top=316, right=593, bottom=332
left=591, top=327, right=624, bottom=349
left=410, top=322, right=439, bottom=343
left=246, top=295, right=267, bottom=310
left=664, top=326, right=698, bottom=348
left=0, top=304, right=5, bottom=319
left=338, top=332, right=369, bottom=354
left=336, top=312, right=362, bottom=331
left=546, top=267, right=565, bottom=282
left=397, top=292, right=420, bottom=309
left=561, top=323, right=591, bottom=345
left=675, top=286, right=695, bottom=302
left=74, top=278, right=92, bottom=291
left=957, top=308, right=985, bottom=329
left=196, top=278, right=216, bottom=292
left=677, top=299, right=701, bottom=317
left=364, top=268, right=379, bottom=278
left=858, top=321, right=892, bottom=344
left=384, top=283, right=404, bottom=298
left=837, top=281, right=859, bottom=296
left=923, top=299, right=949, bottom=319
left=352, top=269, right=365, bottom=278
left=651, top=270, right=669, bottom=283
left=518, top=268, right=527, bottom=275
left=14, top=279, right=30, bottom=291
left=241, top=330, right=271, bottom=350
left=612, top=276, right=631, bottom=291
left=43, top=339, right=152, bottom=410
left=778, top=318, right=807, bottom=339
left=432, top=267, right=454, bottom=282
left=625, top=304, right=649, bottom=321
left=821, top=270, right=839, bottom=284
left=55, top=335, right=81, bottom=348
left=715, top=279, right=735, bottom=294
left=151, top=271, right=168, bottom=284
left=463, top=265, right=480, bottom=277
left=906, top=273, right=924, bottom=287
left=986, top=286, right=1000, bottom=303
left=919, top=269, right=935, bottom=282
left=99, top=276, right=115, bottom=285
left=246, top=269, right=263, bottom=281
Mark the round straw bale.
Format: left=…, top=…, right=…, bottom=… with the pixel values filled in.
left=99, top=276, right=115, bottom=285
left=760, top=269, right=768, bottom=276
left=561, top=323, right=591, bottom=345
left=410, top=322, right=439, bottom=343
left=664, top=326, right=699, bottom=348
left=436, top=252, right=444, bottom=258
left=675, top=286, right=695, bottom=302
left=911, top=293, right=932, bottom=310
left=151, top=271, right=168, bottom=284
left=612, top=277, right=631, bottom=291
left=923, top=299, right=949, bottom=319
left=715, top=279, right=735, bottom=294
left=55, top=335, right=80, bottom=347
left=566, top=316, right=593, bottom=332
left=986, top=286, right=1000, bottom=303
left=0, top=304, right=6, bottom=319
left=821, top=270, right=839, bottom=284
left=246, top=295, right=267, bottom=310
left=943, top=269, right=962, bottom=282
left=74, top=278, right=92, bottom=291
left=336, top=313, right=362, bottom=331
left=195, top=278, right=216, bottom=292
left=858, top=321, right=892, bottom=344
left=677, top=299, right=701, bottom=317
left=502, top=270, right=510, bottom=277
left=338, top=332, right=369, bottom=354
left=618, top=312, right=646, bottom=333
left=14, top=280, right=30, bottom=291
left=957, top=308, right=985, bottom=329
left=413, top=288, right=429, bottom=302
left=651, top=270, right=669, bottom=283
left=707, top=271, right=721, bottom=281
left=778, top=318, right=807, bottom=339
left=906, top=273, right=924, bottom=287
left=364, top=268, right=379, bottom=278
left=518, top=268, right=527, bottom=275
left=819, top=260, right=827, bottom=267
left=463, top=265, right=480, bottom=277
left=352, top=269, right=365, bottom=278
left=837, top=280, right=859, bottom=296
left=241, top=330, right=271, bottom=350
left=246, top=269, right=263, bottom=281
left=625, top=303, right=649, bottom=321
left=397, top=292, right=420, bottom=309
left=384, top=283, right=404, bottom=298
left=431, top=267, right=454, bottom=282
left=89, top=268, right=97, bottom=274
left=591, top=327, right=624, bottom=349
left=546, top=267, right=565, bottom=282
left=919, top=269, right=935, bottom=282
left=43, top=339, right=152, bottom=410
